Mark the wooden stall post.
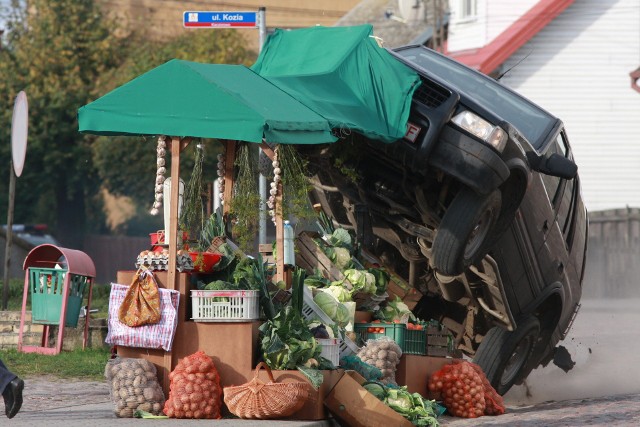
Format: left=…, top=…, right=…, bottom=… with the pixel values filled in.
left=222, top=140, right=236, bottom=217
left=164, top=135, right=190, bottom=389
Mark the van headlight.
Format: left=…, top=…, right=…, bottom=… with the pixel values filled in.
left=451, top=111, right=507, bottom=152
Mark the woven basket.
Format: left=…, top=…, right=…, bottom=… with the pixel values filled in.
left=223, top=362, right=309, bottom=419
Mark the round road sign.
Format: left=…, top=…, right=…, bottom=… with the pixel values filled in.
left=11, top=91, right=28, bottom=177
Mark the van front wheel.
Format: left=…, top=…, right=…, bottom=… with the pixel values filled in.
left=432, top=188, right=501, bottom=276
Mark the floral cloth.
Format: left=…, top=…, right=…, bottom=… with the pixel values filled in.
left=118, top=267, right=161, bottom=327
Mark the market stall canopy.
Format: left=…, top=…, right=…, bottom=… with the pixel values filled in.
left=78, top=61, right=337, bottom=144
left=252, top=24, right=421, bottom=143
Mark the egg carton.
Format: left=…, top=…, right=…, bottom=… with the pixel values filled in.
left=135, top=252, right=194, bottom=272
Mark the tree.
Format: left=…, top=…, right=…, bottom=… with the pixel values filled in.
left=0, top=0, right=123, bottom=246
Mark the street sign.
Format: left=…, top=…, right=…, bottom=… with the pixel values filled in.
left=11, top=91, right=28, bottom=177
left=183, top=11, right=257, bottom=28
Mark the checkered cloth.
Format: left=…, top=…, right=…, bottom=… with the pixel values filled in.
left=106, top=283, right=180, bottom=351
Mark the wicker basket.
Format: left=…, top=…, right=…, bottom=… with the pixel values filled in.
left=223, top=362, right=309, bottom=419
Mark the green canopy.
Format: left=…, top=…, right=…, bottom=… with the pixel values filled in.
left=78, top=60, right=336, bottom=144
left=252, top=24, right=421, bottom=143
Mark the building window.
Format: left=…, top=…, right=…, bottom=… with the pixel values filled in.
left=456, top=0, right=478, bottom=22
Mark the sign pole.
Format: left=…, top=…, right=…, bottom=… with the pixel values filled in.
left=3, top=91, right=28, bottom=311
left=257, top=6, right=268, bottom=245
left=2, top=163, right=16, bottom=310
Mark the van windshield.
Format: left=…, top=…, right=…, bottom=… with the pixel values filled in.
left=395, top=46, right=555, bottom=149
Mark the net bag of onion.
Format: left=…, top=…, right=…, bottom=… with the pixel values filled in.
left=104, top=357, right=165, bottom=418
left=427, top=360, right=505, bottom=418
left=163, top=350, right=222, bottom=419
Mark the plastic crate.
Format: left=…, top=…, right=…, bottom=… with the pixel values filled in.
left=302, top=287, right=359, bottom=358
left=354, top=323, right=406, bottom=350
left=28, top=267, right=88, bottom=327
left=317, top=338, right=340, bottom=366
left=191, top=290, right=259, bottom=322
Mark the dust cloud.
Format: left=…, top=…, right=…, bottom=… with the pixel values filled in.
left=504, top=298, right=640, bottom=406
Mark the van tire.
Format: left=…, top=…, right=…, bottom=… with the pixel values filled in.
left=474, top=317, right=541, bottom=395
left=432, top=188, right=501, bottom=276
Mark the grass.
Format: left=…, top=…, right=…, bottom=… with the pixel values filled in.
left=0, top=346, right=112, bottom=381
left=1, top=278, right=113, bottom=381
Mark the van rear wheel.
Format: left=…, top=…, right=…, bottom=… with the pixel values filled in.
left=432, top=188, right=501, bottom=276
left=474, top=317, right=540, bottom=395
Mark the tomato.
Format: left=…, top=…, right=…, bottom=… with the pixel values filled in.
left=367, top=327, right=375, bottom=333
left=415, top=324, right=423, bottom=330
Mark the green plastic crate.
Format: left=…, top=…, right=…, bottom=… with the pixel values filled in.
left=29, top=267, right=89, bottom=327
left=354, top=323, right=406, bottom=350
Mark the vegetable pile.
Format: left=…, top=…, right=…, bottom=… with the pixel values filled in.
left=164, top=351, right=222, bottom=419
left=356, top=336, right=402, bottom=384
left=427, top=360, right=504, bottom=418
left=105, top=357, right=165, bottom=418
left=362, top=382, right=440, bottom=427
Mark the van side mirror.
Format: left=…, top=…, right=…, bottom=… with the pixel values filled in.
left=527, top=152, right=577, bottom=179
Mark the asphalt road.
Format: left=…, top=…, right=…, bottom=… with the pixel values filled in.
left=6, top=298, right=640, bottom=426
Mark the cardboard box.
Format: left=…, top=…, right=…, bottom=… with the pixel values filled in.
left=256, top=369, right=344, bottom=421
left=396, top=355, right=456, bottom=398
left=325, top=371, right=413, bottom=427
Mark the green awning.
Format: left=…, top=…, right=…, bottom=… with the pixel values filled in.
left=252, top=24, right=421, bottom=143
left=78, top=60, right=337, bottom=144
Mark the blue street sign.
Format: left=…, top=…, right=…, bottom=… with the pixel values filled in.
left=183, top=11, right=258, bottom=28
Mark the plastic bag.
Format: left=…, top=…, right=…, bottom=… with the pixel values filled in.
left=105, top=357, right=165, bottom=418
left=163, top=351, right=222, bottom=419
left=118, top=267, right=161, bottom=327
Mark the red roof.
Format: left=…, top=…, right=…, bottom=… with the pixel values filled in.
left=447, top=0, right=574, bottom=74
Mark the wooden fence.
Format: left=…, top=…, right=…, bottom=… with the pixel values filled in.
left=583, top=207, right=640, bottom=298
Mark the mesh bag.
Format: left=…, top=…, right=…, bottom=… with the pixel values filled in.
left=105, top=357, right=165, bottom=418
left=428, top=361, right=486, bottom=418
left=469, top=362, right=505, bottom=415
left=223, top=362, right=309, bottom=420
left=356, top=336, right=402, bottom=385
left=163, top=351, right=222, bottom=419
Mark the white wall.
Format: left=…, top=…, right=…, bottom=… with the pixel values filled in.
left=498, top=0, right=640, bottom=211
left=448, top=0, right=538, bottom=52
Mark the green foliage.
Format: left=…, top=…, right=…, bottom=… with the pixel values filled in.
left=0, top=346, right=111, bottom=381
left=277, top=144, right=315, bottom=224
left=0, top=0, right=257, bottom=238
left=229, top=143, right=261, bottom=252
left=0, top=0, right=123, bottom=239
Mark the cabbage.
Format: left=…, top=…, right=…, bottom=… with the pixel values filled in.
left=380, top=296, right=415, bottom=323
left=324, top=285, right=352, bottom=303
left=344, top=269, right=377, bottom=295
left=314, top=290, right=351, bottom=327
left=335, top=303, right=351, bottom=326
left=333, top=247, right=353, bottom=270
left=314, top=292, right=338, bottom=319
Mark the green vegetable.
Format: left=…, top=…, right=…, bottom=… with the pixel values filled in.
left=380, top=296, right=416, bottom=323
left=304, top=274, right=331, bottom=289
left=313, top=291, right=350, bottom=327
left=133, top=410, right=168, bottom=419
left=368, top=267, right=391, bottom=295
left=361, top=382, right=440, bottom=426
left=324, top=285, right=352, bottom=303
left=386, top=388, right=414, bottom=415
left=363, top=381, right=387, bottom=401
left=314, top=291, right=339, bottom=319
left=332, top=247, right=353, bottom=270
left=344, top=269, right=377, bottom=295
left=327, top=228, right=352, bottom=249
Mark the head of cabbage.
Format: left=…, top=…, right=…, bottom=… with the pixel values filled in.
left=314, top=291, right=351, bottom=327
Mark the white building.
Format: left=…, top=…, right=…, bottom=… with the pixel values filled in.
left=446, top=0, right=640, bottom=212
